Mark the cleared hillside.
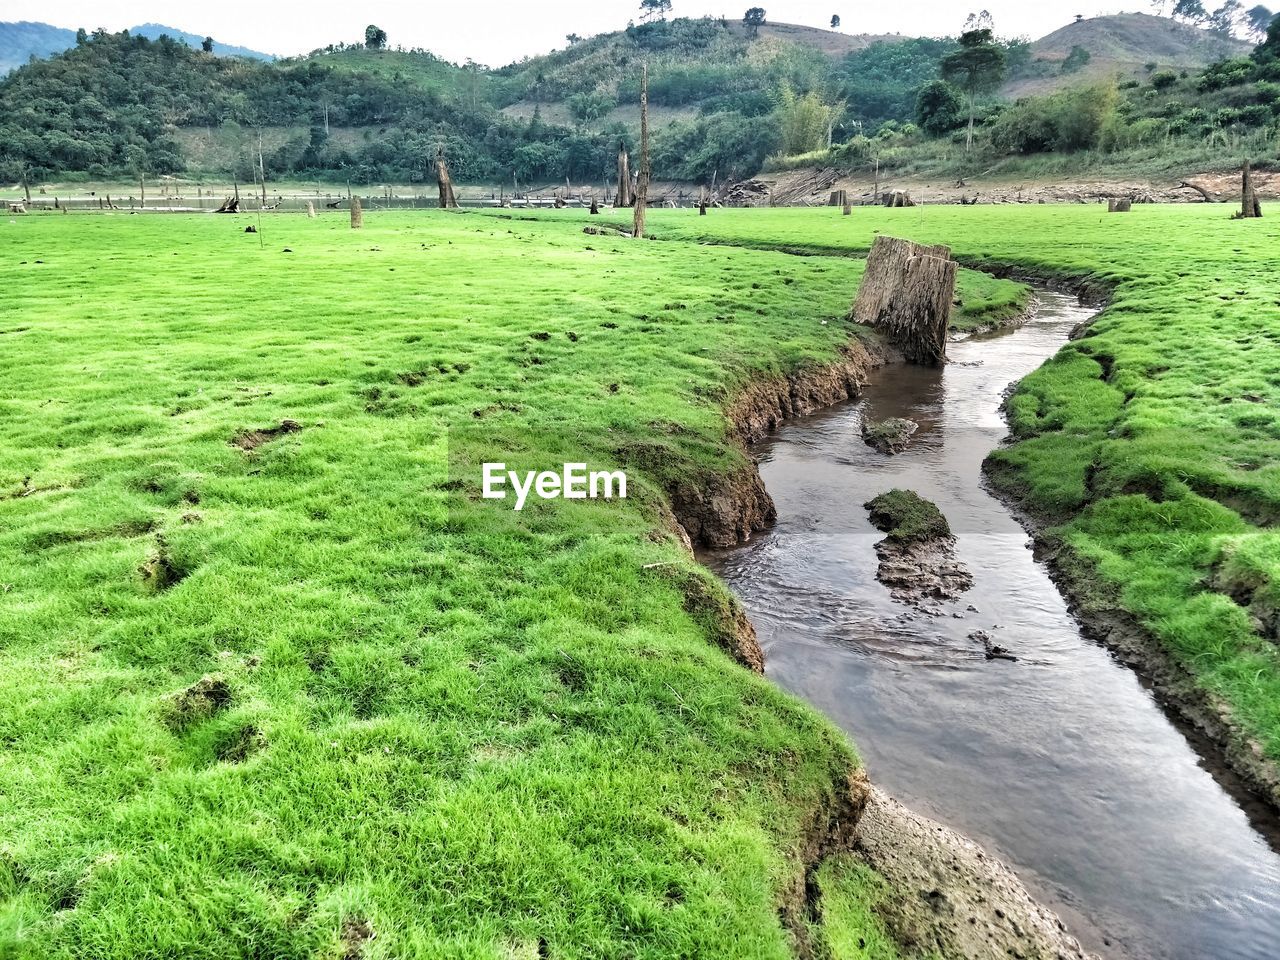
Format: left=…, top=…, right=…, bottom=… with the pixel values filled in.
left=1007, top=12, right=1252, bottom=96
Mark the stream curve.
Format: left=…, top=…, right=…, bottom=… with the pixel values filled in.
left=701, top=291, right=1280, bottom=960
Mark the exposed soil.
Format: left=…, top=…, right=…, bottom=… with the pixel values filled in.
left=740, top=166, right=1280, bottom=208
left=872, top=537, right=974, bottom=609
left=853, top=789, right=1096, bottom=960
left=230, top=418, right=302, bottom=451
left=163, top=674, right=231, bottom=730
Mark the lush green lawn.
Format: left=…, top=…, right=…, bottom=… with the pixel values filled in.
left=0, top=211, right=1021, bottom=958
left=586, top=203, right=1280, bottom=781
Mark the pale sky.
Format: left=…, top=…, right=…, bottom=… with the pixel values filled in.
left=5, top=1, right=1140, bottom=66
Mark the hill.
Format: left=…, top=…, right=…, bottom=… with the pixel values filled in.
left=0, top=19, right=273, bottom=75
left=0, top=21, right=74, bottom=74
left=1006, top=12, right=1252, bottom=96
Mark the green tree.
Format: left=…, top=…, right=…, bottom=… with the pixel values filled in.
left=1173, top=0, right=1209, bottom=24
left=914, top=79, right=963, bottom=135
left=75, top=27, right=88, bottom=45
left=1246, top=4, right=1275, bottom=40
left=940, top=22, right=1007, bottom=150
left=744, top=7, right=767, bottom=37
left=201, top=36, right=214, bottom=53
left=776, top=84, right=839, bottom=154
left=831, top=14, right=841, bottom=28
left=364, top=25, right=388, bottom=50
left=1255, top=9, right=1280, bottom=60
left=640, top=0, right=673, bottom=21
left=1061, top=44, right=1091, bottom=73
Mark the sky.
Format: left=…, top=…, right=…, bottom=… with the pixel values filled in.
left=5, top=1, right=1139, bottom=66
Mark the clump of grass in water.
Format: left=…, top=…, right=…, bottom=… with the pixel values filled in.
left=865, top=489, right=951, bottom=543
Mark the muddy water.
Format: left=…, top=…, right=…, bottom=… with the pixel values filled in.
left=702, top=291, right=1280, bottom=960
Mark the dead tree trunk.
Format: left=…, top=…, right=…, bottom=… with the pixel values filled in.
left=616, top=142, right=633, bottom=208
left=258, top=135, right=267, bottom=208
left=350, top=195, right=363, bottom=229
left=589, top=198, right=600, bottom=215
left=1108, top=199, right=1131, bottom=213
left=305, top=201, right=316, bottom=219
left=851, top=236, right=956, bottom=367
left=843, top=203, right=852, bottom=216
left=139, top=176, right=145, bottom=209
left=698, top=187, right=708, bottom=215
left=436, top=148, right=459, bottom=209
left=21, top=173, right=31, bottom=204
left=1240, top=160, right=1262, bottom=219
left=632, top=63, right=650, bottom=239
left=1179, top=180, right=1218, bottom=203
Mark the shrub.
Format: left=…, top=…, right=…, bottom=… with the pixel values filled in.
left=1151, top=70, right=1179, bottom=91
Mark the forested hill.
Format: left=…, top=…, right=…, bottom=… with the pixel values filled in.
left=0, top=12, right=1271, bottom=190
left=0, top=20, right=272, bottom=74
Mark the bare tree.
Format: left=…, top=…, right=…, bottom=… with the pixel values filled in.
left=633, top=64, right=650, bottom=239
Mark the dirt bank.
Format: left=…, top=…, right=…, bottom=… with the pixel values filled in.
left=732, top=166, right=1279, bottom=207
left=853, top=789, right=1097, bottom=960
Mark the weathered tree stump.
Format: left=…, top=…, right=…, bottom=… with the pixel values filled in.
left=616, top=142, right=633, bottom=208
left=436, top=149, right=458, bottom=209
left=350, top=196, right=363, bottom=229
left=305, top=201, right=316, bottom=219
left=829, top=189, right=848, bottom=207
left=882, top=190, right=915, bottom=208
left=1239, top=160, right=1263, bottom=219
left=843, top=203, right=852, bottom=216
left=851, top=236, right=956, bottom=367
left=1108, top=199, right=1131, bottom=213
left=589, top=198, right=600, bottom=215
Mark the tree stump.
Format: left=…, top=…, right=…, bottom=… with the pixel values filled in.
left=616, top=142, right=633, bottom=208
left=851, top=236, right=956, bottom=367
left=883, top=190, right=914, bottom=208
left=842, top=203, right=852, bottom=216
left=350, top=196, right=363, bottom=229
left=436, top=149, right=458, bottom=209
left=589, top=198, right=600, bottom=215
left=829, top=189, right=847, bottom=207
left=1240, top=160, right=1262, bottom=219
left=305, top=201, right=316, bottom=219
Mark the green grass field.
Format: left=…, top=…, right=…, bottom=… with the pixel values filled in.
left=575, top=203, right=1280, bottom=785
left=0, top=211, right=1026, bottom=959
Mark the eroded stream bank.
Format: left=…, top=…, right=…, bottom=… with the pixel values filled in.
left=702, top=291, right=1280, bottom=960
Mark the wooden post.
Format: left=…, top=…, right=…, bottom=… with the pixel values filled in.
left=436, top=148, right=458, bottom=209
left=616, top=142, right=633, bottom=208
left=851, top=236, right=956, bottom=367
left=632, top=63, right=650, bottom=239
left=350, top=196, right=363, bottom=229
left=139, top=176, right=145, bottom=209
left=1241, top=160, right=1262, bottom=219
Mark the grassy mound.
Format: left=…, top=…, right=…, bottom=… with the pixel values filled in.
left=0, top=211, right=1024, bottom=957
left=864, top=490, right=951, bottom=543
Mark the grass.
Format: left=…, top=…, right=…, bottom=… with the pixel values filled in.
left=864, top=491, right=950, bottom=543
left=0, top=211, right=1025, bottom=957
left=557, top=202, right=1280, bottom=774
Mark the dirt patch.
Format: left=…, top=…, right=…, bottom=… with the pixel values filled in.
left=231, top=418, right=302, bottom=451
left=861, top=417, right=918, bottom=454
left=162, top=674, right=231, bottom=730
left=215, top=724, right=267, bottom=763
left=340, top=918, right=376, bottom=959
left=853, top=789, right=1095, bottom=960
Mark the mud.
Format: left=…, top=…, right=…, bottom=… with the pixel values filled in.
left=854, top=789, right=1095, bottom=960
left=231, top=418, right=302, bottom=451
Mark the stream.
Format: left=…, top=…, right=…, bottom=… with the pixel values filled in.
left=701, top=290, right=1280, bottom=960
